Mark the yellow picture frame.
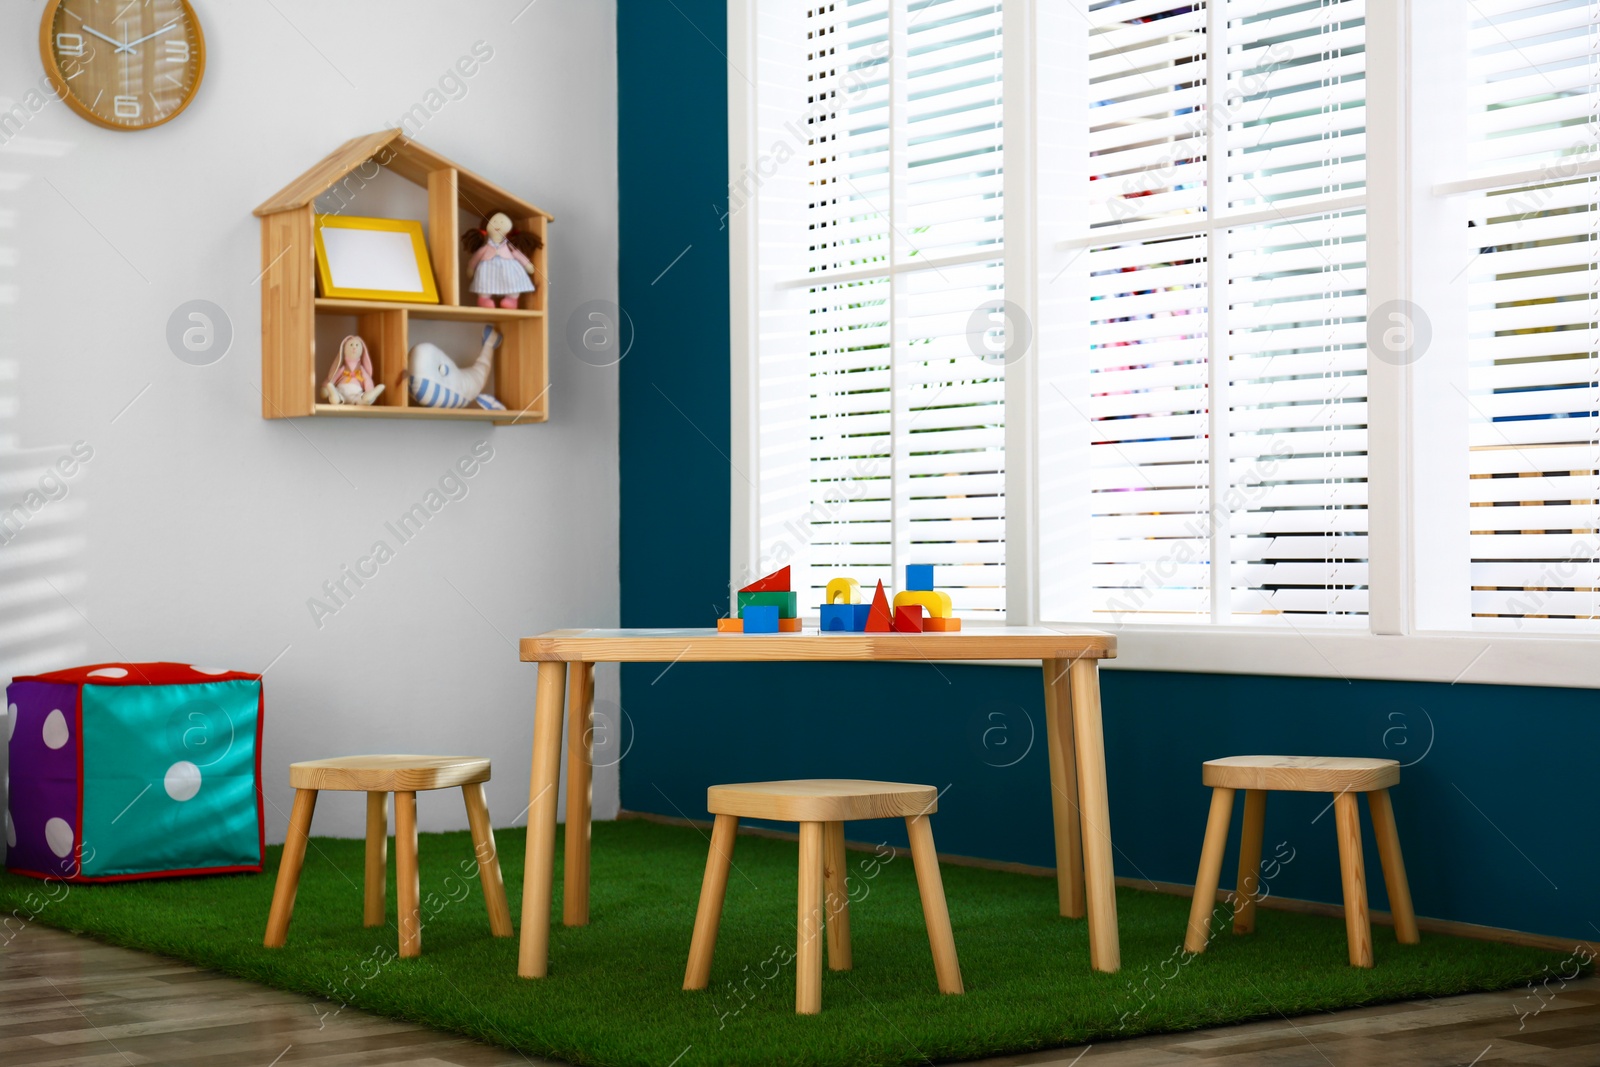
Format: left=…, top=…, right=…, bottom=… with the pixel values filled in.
left=313, top=215, right=439, bottom=304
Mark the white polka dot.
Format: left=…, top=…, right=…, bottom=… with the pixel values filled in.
left=4, top=703, right=14, bottom=743
left=4, top=809, right=14, bottom=849
left=41, top=709, right=69, bottom=750
left=87, top=667, right=128, bottom=679
left=44, top=817, right=73, bottom=859
left=188, top=666, right=229, bottom=676
left=164, top=761, right=202, bottom=802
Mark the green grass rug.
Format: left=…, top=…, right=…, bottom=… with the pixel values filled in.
left=0, top=819, right=1570, bottom=1066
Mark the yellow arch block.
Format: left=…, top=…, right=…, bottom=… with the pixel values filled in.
left=825, top=577, right=861, bottom=605
left=893, top=590, right=953, bottom=618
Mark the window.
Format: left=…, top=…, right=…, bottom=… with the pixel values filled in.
left=736, top=0, right=1006, bottom=617
left=1457, top=0, right=1600, bottom=631
left=1039, top=0, right=1371, bottom=627
left=731, top=0, right=1600, bottom=685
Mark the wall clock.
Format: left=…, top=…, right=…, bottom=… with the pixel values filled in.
left=40, top=0, right=206, bottom=131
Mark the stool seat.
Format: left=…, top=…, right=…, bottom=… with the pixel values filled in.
left=1202, top=756, right=1399, bottom=793
left=708, top=779, right=937, bottom=823
left=289, top=755, right=491, bottom=792
left=686, top=779, right=962, bottom=1014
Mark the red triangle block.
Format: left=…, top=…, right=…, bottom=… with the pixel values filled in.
left=739, top=566, right=791, bottom=593
left=864, top=580, right=893, bottom=632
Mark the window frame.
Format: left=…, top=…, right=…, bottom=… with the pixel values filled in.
left=727, top=0, right=1600, bottom=689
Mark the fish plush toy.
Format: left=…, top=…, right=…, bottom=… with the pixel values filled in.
left=408, top=325, right=503, bottom=410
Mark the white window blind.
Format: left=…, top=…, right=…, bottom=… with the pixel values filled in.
left=1461, top=0, right=1599, bottom=631
left=1040, top=0, right=1371, bottom=626
left=754, top=0, right=1006, bottom=616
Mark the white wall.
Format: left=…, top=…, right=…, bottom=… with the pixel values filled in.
left=0, top=0, right=620, bottom=851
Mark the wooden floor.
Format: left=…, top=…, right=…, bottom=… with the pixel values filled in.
left=980, top=978, right=1600, bottom=1067
left=2, top=923, right=1595, bottom=1066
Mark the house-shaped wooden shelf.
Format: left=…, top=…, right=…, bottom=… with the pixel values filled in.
left=254, top=130, right=552, bottom=425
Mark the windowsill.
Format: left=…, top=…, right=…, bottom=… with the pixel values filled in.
left=899, top=622, right=1598, bottom=690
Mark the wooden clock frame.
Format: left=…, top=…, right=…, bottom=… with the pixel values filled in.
left=39, top=0, right=207, bottom=132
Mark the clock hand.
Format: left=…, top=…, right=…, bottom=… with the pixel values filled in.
left=118, top=23, right=179, bottom=53
left=80, top=25, right=125, bottom=50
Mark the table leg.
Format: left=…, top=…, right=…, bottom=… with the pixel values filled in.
left=518, top=661, right=568, bottom=978
left=1068, top=656, right=1120, bottom=973
left=1042, top=658, right=1086, bottom=919
left=564, top=661, right=596, bottom=926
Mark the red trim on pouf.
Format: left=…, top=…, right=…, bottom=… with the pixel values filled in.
left=253, top=681, right=267, bottom=867
left=14, top=662, right=262, bottom=686
left=74, top=695, right=85, bottom=879
left=6, top=862, right=263, bottom=883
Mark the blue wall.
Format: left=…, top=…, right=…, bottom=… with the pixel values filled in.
left=617, top=0, right=1598, bottom=942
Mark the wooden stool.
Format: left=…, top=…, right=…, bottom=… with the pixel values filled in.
left=263, top=755, right=513, bottom=958
left=682, top=779, right=963, bottom=1014
left=1184, top=756, right=1420, bottom=967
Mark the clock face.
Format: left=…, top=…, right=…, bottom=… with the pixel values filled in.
left=41, top=0, right=205, bottom=131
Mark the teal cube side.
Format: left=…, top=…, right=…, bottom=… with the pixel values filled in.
left=738, top=591, right=798, bottom=618
left=79, top=679, right=261, bottom=878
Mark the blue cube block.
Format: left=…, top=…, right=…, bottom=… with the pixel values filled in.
left=906, top=564, right=934, bottom=591
left=820, top=604, right=855, bottom=632
left=851, top=604, right=872, bottom=631
left=743, top=604, right=780, bottom=633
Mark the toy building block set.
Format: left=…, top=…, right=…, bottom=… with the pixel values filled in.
left=718, top=565, right=961, bottom=634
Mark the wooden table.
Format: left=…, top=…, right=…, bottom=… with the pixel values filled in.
left=515, top=627, right=1121, bottom=978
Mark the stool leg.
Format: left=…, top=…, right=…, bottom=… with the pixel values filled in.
left=1184, top=786, right=1235, bottom=953
left=906, top=814, right=963, bottom=995
left=823, top=820, right=852, bottom=971
left=264, top=788, right=317, bottom=948
left=796, top=821, right=825, bottom=1014
left=395, top=790, right=421, bottom=959
left=684, top=814, right=739, bottom=990
left=1233, top=789, right=1267, bottom=935
left=462, top=783, right=513, bottom=938
left=1367, top=789, right=1420, bottom=945
left=1334, top=790, right=1373, bottom=967
left=364, top=792, right=387, bottom=928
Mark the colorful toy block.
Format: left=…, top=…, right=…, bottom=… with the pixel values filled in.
left=5, top=662, right=264, bottom=883
left=743, top=605, right=780, bottom=633
left=740, top=566, right=791, bottom=593
left=825, top=577, right=860, bottom=604
left=721, top=571, right=959, bottom=634
left=864, top=580, right=893, bottom=632
left=737, top=591, right=798, bottom=618
left=820, top=604, right=855, bottom=631
left=893, top=590, right=954, bottom=618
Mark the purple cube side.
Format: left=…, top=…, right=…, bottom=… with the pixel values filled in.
left=6, top=681, right=82, bottom=878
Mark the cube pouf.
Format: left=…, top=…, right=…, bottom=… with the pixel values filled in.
left=5, top=662, right=264, bottom=882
